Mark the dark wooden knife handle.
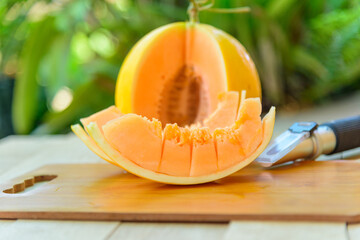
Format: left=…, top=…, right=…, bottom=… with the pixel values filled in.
left=321, top=115, right=360, bottom=154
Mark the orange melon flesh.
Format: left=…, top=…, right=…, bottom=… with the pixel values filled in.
left=233, top=98, right=263, bottom=155
left=81, top=106, right=122, bottom=134
left=102, top=114, right=162, bottom=172
left=235, top=98, right=262, bottom=126
left=121, top=23, right=227, bottom=126
left=72, top=92, right=244, bottom=169
left=97, top=98, right=263, bottom=177
left=238, top=90, right=246, bottom=116
left=234, top=120, right=263, bottom=156
left=84, top=97, right=265, bottom=178
left=185, top=25, right=228, bottom=123
left=72, top=89, right=275, bottom=184
left=214, top=129, right=246, bottom=171
left=159, top=124, right=191, bottom=176
left=190, top=128, right=218, bottom=177
left=203, top=91, right=239, bottom=132
left=116, top=22, right=262, bottom=128
left=71, top=106, right=123, bottom=166
left=85, top=106, right=275, bottom=185
left=212, top=97, right=263, bottom=171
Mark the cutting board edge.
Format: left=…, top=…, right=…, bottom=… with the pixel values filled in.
left=0, top=211, right=359, bottom=223
left=1, top=162, right=360, bottom=223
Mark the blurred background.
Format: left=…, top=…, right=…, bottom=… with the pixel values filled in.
left=1, top=0, right=360, bottom=139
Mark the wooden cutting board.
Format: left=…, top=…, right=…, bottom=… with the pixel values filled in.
left=0, top=161, right=359, bottom=223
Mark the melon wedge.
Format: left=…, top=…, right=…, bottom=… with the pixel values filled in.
left=81, top=106, right=123, bottom=134
left=116, top=22, right=261, bottom=127
left=214, top=129, right=246, bottom=171
left=74, top=98, right=275, bottom=185
left=203, top=91, right=239, bottom=132
left=190, top=128, right=218, bottom=177
left=102, top=115, right=162, bottom=172
left=71, top=106, right=122, bottom=166
left=71, top=124, right=113, bottom=164
left=159, top=124, right=191, bottom=176
left=72, top=93, right=247, bottom=169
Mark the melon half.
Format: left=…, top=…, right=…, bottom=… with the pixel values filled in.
left=72, top=92, right=275, bottom=185
left=116, top=22, right=261, bottom=127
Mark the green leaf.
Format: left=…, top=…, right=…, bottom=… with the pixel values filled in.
left=12, top=17, right=59, bottom=134
left=292, top=47, right=328, bottom=79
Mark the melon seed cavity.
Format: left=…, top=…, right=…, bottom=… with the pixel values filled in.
left=158, top=65, right=209, bottom=126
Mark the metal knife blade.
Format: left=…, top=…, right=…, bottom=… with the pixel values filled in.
left=256, top=122, right=321, bottom=167
left=256, top=115, right=360, bottom=167
left=256, top=130, right=310, bottom=167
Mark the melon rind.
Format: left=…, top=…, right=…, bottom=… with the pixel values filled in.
left=203, top=25, right=261, bottom=98
left=86, top=107, right=275, bottom=185
left=116, top=22, right=261, bottom=117
left=71, top=124, right=119, bottom=167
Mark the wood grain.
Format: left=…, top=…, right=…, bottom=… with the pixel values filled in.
left=224, top=221, right=348, bottom=240
left=0, top=160, right=359, bottom=222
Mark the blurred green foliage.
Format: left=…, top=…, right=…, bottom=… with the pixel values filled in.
left=0, top=0, right=359, bottom=135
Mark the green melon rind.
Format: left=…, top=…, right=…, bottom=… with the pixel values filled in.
left=85, top=107, right=276, bottom=185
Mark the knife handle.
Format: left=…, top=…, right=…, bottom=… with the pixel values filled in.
left=321, top=115, right=360, bottom=154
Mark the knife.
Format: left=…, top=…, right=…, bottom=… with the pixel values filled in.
left=256, top=115, right=360, bottom=167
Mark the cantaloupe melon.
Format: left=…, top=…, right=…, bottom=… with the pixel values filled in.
left=115, top=22, right=261, bottom=127
left=71, top=106, right=122, bottom=166
left=159, top=124, right=191, bottom=176
left=80, top=106, right=122, bottom=134
left=103, top=114, right=162, bottom=172
left=72, top=95, right=275, bottom=185
left=71, top=91, right=237, bottom=167
left=203, top=91, right=239, bottom=131
left=190, top=127, right=218, bottom=177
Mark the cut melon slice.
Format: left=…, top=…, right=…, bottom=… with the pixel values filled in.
left=158, top=124, right=191, bottom=176
left=214, top=129, right=246, bottom=171
left=85, top=106, right=274, bottom=185
left=235, top=97, right=261, bottom=126
left=232, top=98, right=263, bottom=155
left=190, top=128, right=218, bottom=177
left=72, top=89, right=275, bottom=184
left=73, top=91, right=240, bottom=167
left=71, top=106, right=122, bottom=166
left=71, top=124, right=113, bottom=164
left=203, top=91, right=239, bottom=132
left=81, top=106, right=123, bottom=134
left=238, top=90, right=247, bottom=117
left=102, top=114, right=162, bottom=172
left=74, top=97, right=275, bottom=185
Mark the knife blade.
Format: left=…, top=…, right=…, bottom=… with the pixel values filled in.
left=256, top=115, right=360, bottom=167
